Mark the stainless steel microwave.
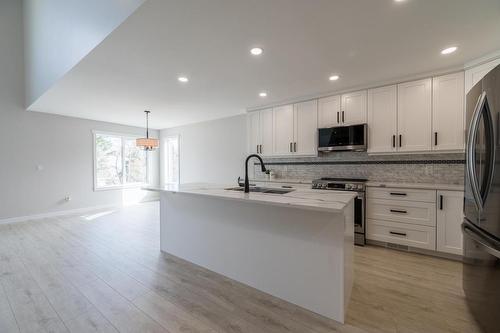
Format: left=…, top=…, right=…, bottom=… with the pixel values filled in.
left=318, top=124, right=367, bottom=152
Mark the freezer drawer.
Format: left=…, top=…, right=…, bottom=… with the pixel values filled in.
left=462, top=221, right=500, bottom=333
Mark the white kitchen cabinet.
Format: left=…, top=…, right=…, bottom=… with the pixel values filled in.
left=367, top=85, right=397, bottom=153
left=465, top=58, right=500, bottom=93
left=260, top=108, right=274, bottom=155
left=341, top=90, right=367, bottom=125
left=397, top=78, right=432, bottom=152
left=318, top=95, right=341, bottom=128
left=436, top=190, right=464, bottom=255
left=273, top=104, right=295, bottom=155
left=247, top=108, right=273, bottom=155
left=432, top=72, right=465, bottom=151
left=248, top=111, right=260, bottom=154
left=294, top=100, right=318, bottom=155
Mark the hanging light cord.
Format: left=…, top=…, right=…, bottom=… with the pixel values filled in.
left=145, top=110, right=150, bottom=139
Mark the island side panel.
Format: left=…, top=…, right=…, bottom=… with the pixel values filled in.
left=159, top=191, right=354, bottom=323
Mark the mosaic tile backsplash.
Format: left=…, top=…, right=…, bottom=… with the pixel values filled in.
left=253, top=152, right=465, bottom=185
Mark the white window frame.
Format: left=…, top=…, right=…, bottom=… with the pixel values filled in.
left=93, top=130, right=151, bottom=191
left=163, top=135, right=180, bottom=185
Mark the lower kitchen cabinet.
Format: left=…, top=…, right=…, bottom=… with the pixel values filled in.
left=436, top=190, right=464, bottom=255
left=366, top=186, right=464, bottom=256
left=366, top=219, right=436, bottom=250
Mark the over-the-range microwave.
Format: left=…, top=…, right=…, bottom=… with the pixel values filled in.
left=318, top=123, right=367, bottom=152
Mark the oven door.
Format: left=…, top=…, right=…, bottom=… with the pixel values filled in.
left=354, top=193, right=365, bottom=246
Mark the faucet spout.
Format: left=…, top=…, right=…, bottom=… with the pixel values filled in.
left=244, top=154, right=266, bottom=193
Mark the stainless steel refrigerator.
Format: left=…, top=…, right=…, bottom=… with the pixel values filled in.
left=463, top=64, right=500, bottom=333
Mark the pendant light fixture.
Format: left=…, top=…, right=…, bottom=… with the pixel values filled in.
left=136, top=110, right=159, bottom=151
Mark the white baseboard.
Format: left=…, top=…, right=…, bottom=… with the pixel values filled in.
left=0, top=199, right=159, bottom=225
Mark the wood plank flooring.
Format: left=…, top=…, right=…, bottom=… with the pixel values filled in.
left=0, top=202, right=480, bottom=333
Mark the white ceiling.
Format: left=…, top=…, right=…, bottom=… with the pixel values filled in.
left=29, top=0, right=500, bottom=129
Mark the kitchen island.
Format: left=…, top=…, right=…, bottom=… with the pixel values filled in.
left=145, top=183, right=356, bottom=323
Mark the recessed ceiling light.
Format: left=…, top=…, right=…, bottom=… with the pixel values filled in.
left=441, top=46, right=458, bottom=55
left=178, top=76, right=189, bottom=83
left=329, top=75, right=340, bottom=81
left=259, top=92, right=267, bottom=97
left=250, top=47, right=263, bottom=56
left=394, top=0, right=406, bottom=2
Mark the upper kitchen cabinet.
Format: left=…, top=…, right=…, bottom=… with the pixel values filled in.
left=367, top=85, right=397, bottom=153
left=247, top=108, right=273, bottom=156
left=432, top=72, right=465, bottom=151
left=248, top=111, right=261, bottom=154
left=397, top=78, right=432, bottom=152
left=273, top=104, right=295, bottom=155
left=341, top=90, right=367, bottom=125
left=465, top=58, right=500, bottom=93
left=318, top=95, right=341, bottom=128
left=294, top=100, right=318, bottom=155
left=260, top=108, right=274, bottom=155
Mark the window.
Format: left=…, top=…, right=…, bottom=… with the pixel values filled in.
left=94, top=132, right=149, bottom=190
left=163, top=135, right=180, bottom=184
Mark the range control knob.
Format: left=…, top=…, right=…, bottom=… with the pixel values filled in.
left=345, top=184, right=352, bottom=190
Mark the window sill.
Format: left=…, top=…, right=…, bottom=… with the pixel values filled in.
left=94, top=183, right=149, bottom=192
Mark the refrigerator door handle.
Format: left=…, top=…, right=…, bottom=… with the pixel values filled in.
left=467, top=92, right=486, bottom=210
left=463, top=224, right=500, bottom=259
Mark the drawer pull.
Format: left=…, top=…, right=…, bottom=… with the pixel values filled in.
left=389, top=231, right=407, bottom=237
left=390, top=192, right=407, bottom=196
left=390, top=209, right=408, bottom=214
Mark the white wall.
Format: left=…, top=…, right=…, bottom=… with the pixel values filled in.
left=0, top=0, right=159, bottom=220
left=161, top=115, right=247, bottom=185
left=23, top=0, right=145, bottom=106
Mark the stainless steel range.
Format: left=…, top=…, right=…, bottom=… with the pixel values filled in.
left=312, top=177, right=367, bottom=246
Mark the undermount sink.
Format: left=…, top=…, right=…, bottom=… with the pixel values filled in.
left=225, top=187, right=295, bottom=194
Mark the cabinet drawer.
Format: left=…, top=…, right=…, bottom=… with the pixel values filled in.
left=367, top=199, right=436, bottom=227
left=367, top=187, right=435, bottom=203
left=366, top=219, right=436, bottom=250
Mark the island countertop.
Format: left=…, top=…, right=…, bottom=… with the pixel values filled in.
left=145, top=183, right=356, bottom=214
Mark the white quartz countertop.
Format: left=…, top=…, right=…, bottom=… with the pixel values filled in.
left=144, top=183, right=356, bottom=213
left=366, top=181, right=464, bottom=191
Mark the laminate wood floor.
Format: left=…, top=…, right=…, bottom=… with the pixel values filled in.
left=0, top=202, right=480, bottom=333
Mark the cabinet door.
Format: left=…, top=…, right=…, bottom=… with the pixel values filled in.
left=341, top=90, right=367, bottom=125
left=273, top=104, right=294, bottom=155
left=248, top=111, right=260, bottom=154
left=397, top=79, right=432, bottom=152
left=260, top=108, right=273, bottom=156
left=367, top=85, right=397, bottom=153
left=294, top=100, right=318, bottom=155
left=437, top=191, right=464, bottom=255
left=432, top=72, right=465, bottom=151
left=318, top=95, right=341, bottom=128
